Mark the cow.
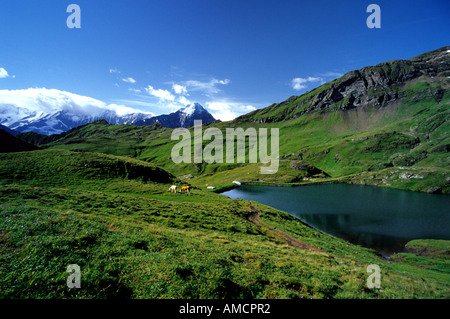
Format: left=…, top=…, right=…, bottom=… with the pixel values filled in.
left=168, top=185, right=177, bottom=193
left=180, top=186, right=190, bottom=193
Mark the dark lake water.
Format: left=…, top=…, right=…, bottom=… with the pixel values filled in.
left=221, top=184, right=450, bottom=256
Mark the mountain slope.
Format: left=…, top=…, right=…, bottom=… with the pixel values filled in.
left=237, top=46, right=449, bottom=123
left=0, top=148, right=175, bottom=185
left=18, top=47, right=450, bottom=193
left=16, top=119, right=165, bottom=147
left=0, top=124, right=15, bottom=135
left=0, top=129, right=39, bottom=153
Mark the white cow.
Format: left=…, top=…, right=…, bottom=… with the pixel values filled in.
left=168, top=185, right=177, bottom=193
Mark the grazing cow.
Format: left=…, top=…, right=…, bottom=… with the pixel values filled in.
left=168, top=185, right=177, bottom=193
left=180, top=186, right=190, bottom=193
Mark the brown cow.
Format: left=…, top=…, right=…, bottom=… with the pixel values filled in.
left=180, top=186, right=190, bottom=193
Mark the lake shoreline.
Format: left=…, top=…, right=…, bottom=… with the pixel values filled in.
left=225, top=179, right=450, bottom=196
left=221, top=183, right=450, bottom=257
left=210, top=171, right=450, bottom=195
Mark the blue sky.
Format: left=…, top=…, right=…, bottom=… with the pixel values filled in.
left=0, top=0, right=449, bottom=120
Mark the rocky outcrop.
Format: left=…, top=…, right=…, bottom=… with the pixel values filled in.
left=426, top=186, right=442, bottom=194
left=290, top=160, right=330, bottom=177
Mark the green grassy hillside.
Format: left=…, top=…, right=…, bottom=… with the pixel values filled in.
left=26, top=84, right=449, bottom=193
left=20, top=48, right=449, bottom=194
left=0, top=149, right=448, bottom=298
left=3, top=47, right=449, bottom=299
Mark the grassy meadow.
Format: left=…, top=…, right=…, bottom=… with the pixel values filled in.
left=0, top=149, right=448, bottom=299
left=2, top=54, right=449, bottom=299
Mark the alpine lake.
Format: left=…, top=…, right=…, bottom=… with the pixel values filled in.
left=221, top=183, right=450, bottom=256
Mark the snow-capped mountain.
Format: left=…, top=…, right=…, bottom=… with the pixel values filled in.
left=133, top=103, right=216, bottom=128
left=1, top=109, right=156, bottom=135
left=0, top=88, right=157, bottom=135
left=0, top=99, right=215, bottom=135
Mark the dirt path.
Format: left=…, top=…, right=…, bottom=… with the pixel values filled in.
left=247, top=204, right=324, bottom=253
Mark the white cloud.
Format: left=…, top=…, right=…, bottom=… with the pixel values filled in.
left=122, top=77, right=136, bottom=84
left=319, top=71, right=343, bottom=78
left=172, top=84, right=188, bottom=95
left=128, top=88, right=142, bottom=93
left=145, top=85, right=175, bottom=102
left=205, top=101, right=256, bottom=121
left=216, top=79, right=231, bottom=85
left=206, top=102, right=228, bottom=112
left=141, top=83, right=193, bottom=111
left=109, top=68, right=121, bottom=74
left=291, top=72, right=344, bottom=91
left=136, top=78, right=255, bottom=118
left=0, top=88, right=151, bottom=126
left=177, top=95, right=191, bottom=106
left=211, top=108, right=236, bottom=122
left=113, top=98, right=157, bottom=109
left=183, top=78, right=230, bottom=95
left=243, top=105, right=257, bottom=112
left=291, top=76, right=322, bottom=90
left=0, top=67, right=10, bottom=78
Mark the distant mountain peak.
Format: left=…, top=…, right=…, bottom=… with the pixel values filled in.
left=178, top=103, right=205, bottom=115
left=134, top=103, right=215, bottom=128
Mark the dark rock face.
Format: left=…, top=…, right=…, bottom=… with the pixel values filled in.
left=290, top=160, right=330, bottom=177
left=427, top=186, right=442, bottom=194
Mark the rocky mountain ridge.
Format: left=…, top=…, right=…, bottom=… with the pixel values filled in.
left=240, top=46, right=449, bottom=123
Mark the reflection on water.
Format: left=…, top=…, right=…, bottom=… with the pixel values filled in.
left=222, top=184, right=450, bottom=255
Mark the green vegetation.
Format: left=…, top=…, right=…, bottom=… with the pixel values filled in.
left=2, top=47, right=449, bottom=298
left=0, top=150, right=448, bottom=298
left=27, top=80, right=449, bottom=194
